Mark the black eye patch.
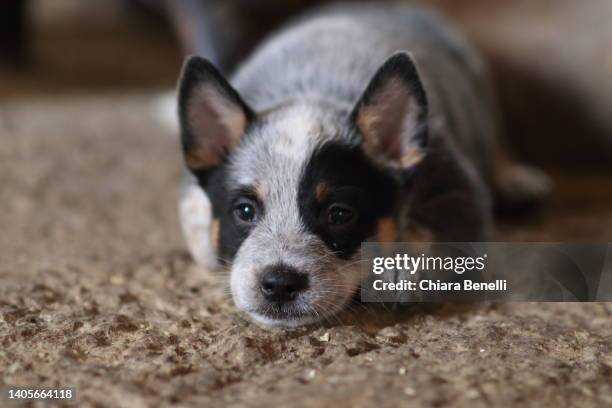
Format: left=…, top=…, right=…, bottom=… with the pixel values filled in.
left=229, top=187, right=264, bottom=223
left=298, top=142, right=399, bottom=259
left=209, top=181, right=263, bottom=263
left=324, top=186, right=365, bottom=205
left=229, top=187, right=261, bottom=208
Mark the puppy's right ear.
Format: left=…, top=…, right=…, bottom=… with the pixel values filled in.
left=178, top=56, right=254, bottom=171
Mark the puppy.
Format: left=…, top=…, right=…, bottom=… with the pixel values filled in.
left=175, top=4, right=549, bottom=326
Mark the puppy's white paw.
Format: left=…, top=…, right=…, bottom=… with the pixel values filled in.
left=179, top=177, right=218, bottom=269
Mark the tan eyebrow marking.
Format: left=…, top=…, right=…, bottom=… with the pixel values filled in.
left=210, top=218, right=220, bottom=254
left=315, top=182, right=331, bottom=203
left=376, top=217, right=397, bottom=242
left=254, top=181, right=267, bottom=201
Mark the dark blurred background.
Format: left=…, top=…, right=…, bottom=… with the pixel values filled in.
left=1, top=5, right=610, bottom=405
left=1, top=0, right=611, bottom=171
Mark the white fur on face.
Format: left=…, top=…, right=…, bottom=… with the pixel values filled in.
left=227, top=103, right=361, bottom=326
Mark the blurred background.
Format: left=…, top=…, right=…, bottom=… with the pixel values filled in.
left=2, top=0, right=611, bottom=166
left=0, top=0, right=611, bottom=253
left=1, top=4, right=611, bottom=405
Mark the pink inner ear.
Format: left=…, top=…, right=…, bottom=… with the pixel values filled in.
left=371, top=80, right=412, bottom=159
left=358, top=78, right=422, bottom=167
left=186, top=83, right=247, bottom=169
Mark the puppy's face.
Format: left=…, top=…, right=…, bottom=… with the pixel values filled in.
left=178, top=53, right=428, bottom=326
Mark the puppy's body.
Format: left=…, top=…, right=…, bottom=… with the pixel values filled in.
left=235, top=6, right=495, bottom=174
left=176, top=4, right=548, bottom=326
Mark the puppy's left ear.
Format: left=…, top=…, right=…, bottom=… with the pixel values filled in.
left=178, top=56, right=255, bottom=171
left=351, top=52, right=428, bottom=174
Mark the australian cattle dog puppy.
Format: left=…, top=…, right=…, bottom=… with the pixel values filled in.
left=174, top=4, right=550, bottom=326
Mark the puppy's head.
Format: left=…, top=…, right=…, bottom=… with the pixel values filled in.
left=178, top=52, right=428, bottom=326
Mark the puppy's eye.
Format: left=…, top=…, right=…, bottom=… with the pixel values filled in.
left=234, top=202, right=258, bottom=223
left=326, top=204, right=355, bottom=226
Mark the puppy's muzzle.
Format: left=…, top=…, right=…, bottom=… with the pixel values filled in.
left=259, top=264, right=309, bottom=304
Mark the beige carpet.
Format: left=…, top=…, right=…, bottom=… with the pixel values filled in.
left=0, top=93, right=611, bottom=407
left=1, top=1, right=611, bottom=406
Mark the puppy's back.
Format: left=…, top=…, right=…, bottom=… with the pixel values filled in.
left=231, top=4, right=498, bottom=172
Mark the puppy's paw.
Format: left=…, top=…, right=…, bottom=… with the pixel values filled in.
left=179, top=177, right=219, bottom=268
left=494, top=163, right=552, bottom=215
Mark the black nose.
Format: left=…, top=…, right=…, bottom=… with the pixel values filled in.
left=260, top=265, right=309, bottom=303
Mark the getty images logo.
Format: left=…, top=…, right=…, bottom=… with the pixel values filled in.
left=372, top=253, right=488, bottom=275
